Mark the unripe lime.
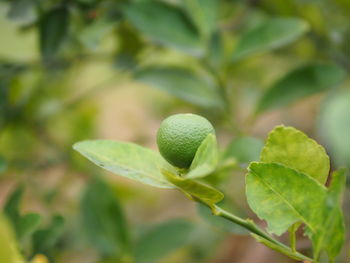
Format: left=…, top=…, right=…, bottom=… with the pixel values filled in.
left=157, top=113, right=215, bottom=168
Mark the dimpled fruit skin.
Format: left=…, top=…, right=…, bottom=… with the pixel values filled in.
left=157, top=113, right=215, bottom=168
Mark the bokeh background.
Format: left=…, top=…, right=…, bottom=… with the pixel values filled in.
left=1, top=0, right=350, bottom=262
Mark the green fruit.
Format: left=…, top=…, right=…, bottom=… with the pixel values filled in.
left=157, top=113, right=215, bottom=168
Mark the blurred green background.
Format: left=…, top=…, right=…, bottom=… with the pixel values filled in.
left=0, top=0, right=350, bottom=262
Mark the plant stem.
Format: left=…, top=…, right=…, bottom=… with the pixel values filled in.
left=209, top=204, right=317, bottom=263
left=289, top=223, right=299, bottom=253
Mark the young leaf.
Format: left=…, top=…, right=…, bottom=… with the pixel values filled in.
left=0, top=215, right=23, bottom=263
left=39, top=6, right=69, bottom=59
left=135, top=219, right=193, bottom=263
left=232, top=17, right=309, bottom=61
left=224, top=136, right=264, bottom=164
left=123, top=1, right=203, bottom=56
left=256, top=64, right=346, bottom=113
left=17, top=213, right=41, bottom=240
left=73, top=140, right=175, bottom=189
left=81, top=178, right=130, bottom=257
left=135, top=66, right=222, bottom=109
left=186, top=134, right=218, bottom=179
left=246, top=162, right=326, bottom=236
left=182, top=0, right=217, bottom=39
left=162, top=170, right=224, bottom=205
left=261, top=126, right=330, bottom=184
left=312, top=169, right=346, bottom=261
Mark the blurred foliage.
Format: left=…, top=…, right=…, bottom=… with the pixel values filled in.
left=0, top=0, right=349, bottom=262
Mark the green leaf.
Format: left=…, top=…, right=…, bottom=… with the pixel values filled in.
left=318, top=91, right=350, bottom=167
left=162, top=170, right=224, bottom=205
left=0, top=215, right=23, bottom=263
left=224, top=136, right=264, bottom=164
left=32, top=215, right=64, bottom=255
left=135, top=219, right=193, bottom=263
left=79, top=17, right=118, bottom=50
left=17, top=213, right=41, bottom=240
left=73, top=140, right=175, bottom=189
left=246, top=162, right=326, bottom=236
left=182, top=0, right=217, bottom=39
left=39, top=6, right=69, bottom=58
left=81, top=178, right=130, bottom=257
left=4, top=185, right=24, bottom=224
left=135, top=66, right=222, bottom=109
left=186, top=134, right=218, bottom=179
left=123, top=1, right=203, bottom=55
left=261, top=125, right=330, bottom=184
left=232, top=17, right=309, bottom=61
left=312, top=169, right=346, bottom=261
left=197, top=203, right=248, bottom=234
left=256, top=64, right=346, bottom=113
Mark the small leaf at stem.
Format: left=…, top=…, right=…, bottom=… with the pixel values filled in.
left=162, top=169, right=224, bottom=205
left=186, top=134, right=218, bottom=179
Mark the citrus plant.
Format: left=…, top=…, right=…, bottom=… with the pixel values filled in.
left=74, top=114, right=346, bottom=263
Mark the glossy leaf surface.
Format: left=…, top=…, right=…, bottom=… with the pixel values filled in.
left=73, top=140, right=175, bottom=188
left=186, top=134, right=218, bottom=179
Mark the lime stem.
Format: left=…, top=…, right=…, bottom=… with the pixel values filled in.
left=208, top=204, right=317, bottom=263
